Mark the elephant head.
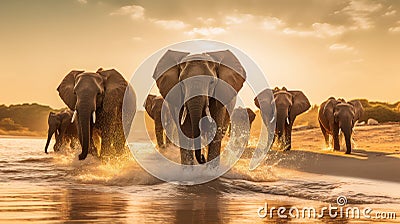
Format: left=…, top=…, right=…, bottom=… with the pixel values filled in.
left=255, top=87, right=310, bottom=150
left=153, top=50, right=246, bottom=164
left=57, top=69, right=132, bottom=160
left=144, top=94, right=171, bottom=148
left=319, top=97, right=364, bottom=154
left=246, top=108, right=256, bottom=126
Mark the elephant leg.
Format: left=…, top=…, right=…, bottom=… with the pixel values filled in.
left=207, top=139, right=222, bottom=166
left=178, top=131, right=194, bottom=165
left=164, top=129, right=172, bottom=145
left=100, top=128, right=112, bottom=159
left=114, top=126, right=126, bottom=156
left=319, top=120, right=330, bottom=148
left=54, top=131, right=62, bottom=152
left=155, top=125, right=165, bottom=148
left=283, top=124, right=292, bottom=151
left=333, top=124, right=340, bottom=151
left=207, top=125, right=225, bottom=166
left=70, top=137, right=77, bottom=149
left=89, top=137, right=98, bottom=157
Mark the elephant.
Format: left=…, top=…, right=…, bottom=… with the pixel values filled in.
left=318, top=97, right=364, bottom=154
left=144, top=94, right=173, bottom=148
left=44, top=109, right=78, bottom=153
left=57, top=68, right=136, bottom=160
left=153, top=49, right=246, bottom=165
left=255, top=87, right=311, bottom=151
left=227, top=107, right=256, bottom=137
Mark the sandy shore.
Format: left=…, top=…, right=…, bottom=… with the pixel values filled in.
left=243, top=123, right=400, bottom=182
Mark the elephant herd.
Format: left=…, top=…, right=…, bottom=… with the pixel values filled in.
left=45, top=49, right=365, bottom=165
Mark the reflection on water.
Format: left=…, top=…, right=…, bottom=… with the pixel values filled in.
left=0, top=138, right=399, bottom=223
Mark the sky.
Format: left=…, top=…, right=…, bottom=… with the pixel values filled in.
left=0, top=0, right=399, bottom=110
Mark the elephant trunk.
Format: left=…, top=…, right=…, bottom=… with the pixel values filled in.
left=44, top=127, right=56, bottom=154
left=77, top=108, right=93, bottom=160
left=186, top=97, right=206, bottom=164
left=276, top=107, right=287, bottom=139
left=342, top=127, right=353, bottom=154
left=155, top=123, right=165, bottom=148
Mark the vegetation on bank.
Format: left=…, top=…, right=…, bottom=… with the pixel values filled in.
left=0, top=104, right=63, bottom=136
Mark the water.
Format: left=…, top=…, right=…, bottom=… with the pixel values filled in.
left=0, top=137, right=399, bottom=223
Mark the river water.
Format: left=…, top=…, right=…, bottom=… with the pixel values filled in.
left=0, top=137, right=399, bottom=223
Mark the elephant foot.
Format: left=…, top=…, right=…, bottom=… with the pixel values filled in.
left=345, top=151, right=351, bottom=154
left=283, top=145, right=291, bottom=151
left=78, top=153, right=88, bottom=160
left=198, top=154, right=206, bottom=164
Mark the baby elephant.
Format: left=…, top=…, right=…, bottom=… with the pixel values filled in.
left=318, top=97, right=364, bottom=154
left=44, top=110, right=78, bottom=153
left=144, top=94, right=173, bottom=148
left=228, top=107, right=256, bottom=136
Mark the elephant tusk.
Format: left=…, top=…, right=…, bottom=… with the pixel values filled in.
left=286, top=117, right=290, bottom=125
left=92, top=111, right=96, bottom=124
left=181, top=106, right=187, bottom=125
left=205, top=106, right=213, bottom=122
left=270, top=116, right=275, bottom=124
left=71, top=110, right=77, bottom=123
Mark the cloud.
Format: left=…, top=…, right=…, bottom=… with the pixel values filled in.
left=283, top=23, right=346, bottom=38
left=224, top=13, right=284, bottom=31
left=388, top=21, right=400, bottom=33
left=185, top=27, right=226, bottom=37
left=152, top=19, right=187, bottom=30
left=383, top=10, right=396, bottom=16
left=111, top=5, right=187, bottom=31
left=110, top=5, right=145, bottom=20
left=329, top=43, right=355, bottom=52
left=224, top=13, right=254, bottom=25
left=196, top=17, right=216, bottom=25
left=335, top=0, right=383, bottom=30
left=77, top=0, right=87, bottom=4
left=261, top=17, right=285, bottom=30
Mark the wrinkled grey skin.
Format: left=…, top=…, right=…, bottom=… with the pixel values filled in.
left=318, top=97, right=364, bottom=154
left=255, top=87, right=311, bottom=151
left=144, top=94, right=172, bottom=148
left=44, top=110, right=78, bottom=153
left=57, top=68, right=136, bottom=160
left=153, top=50, right=246, bottom=165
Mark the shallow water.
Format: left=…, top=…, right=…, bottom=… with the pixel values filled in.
left=0, top=138, right=399, bottom=223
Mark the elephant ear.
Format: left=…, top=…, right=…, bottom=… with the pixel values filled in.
left=288, top=91, right=311, bottom=121
left=322, top=98, right=337, bottom=123
left=57, top=70, right=84, bottom=110
left=246, top=108, right=256, bottom=123
left=144, top=94, right=156, bottom=120
left=98, top=69, right=128, bottom=113
left=254, top=96, right=261, bottom=109
left=207, top=50, right=246, bottom=105
left=349, top=100, right=364, bottom=122
left=153, top=50, right=190, bottom=106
